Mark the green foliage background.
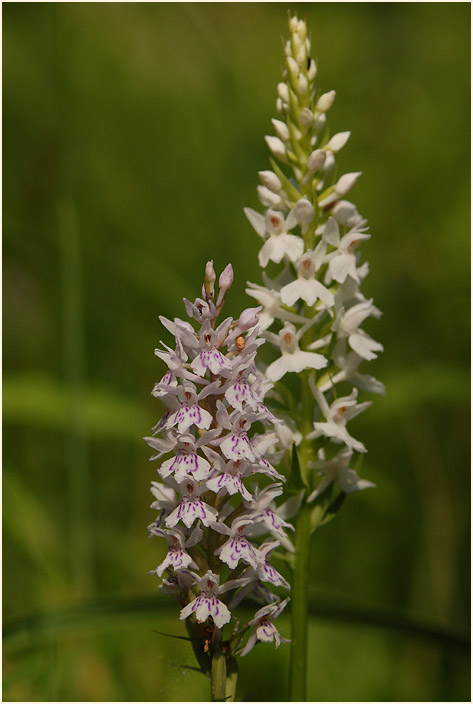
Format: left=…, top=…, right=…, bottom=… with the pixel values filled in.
left=3, top=3, right=470, bottom=701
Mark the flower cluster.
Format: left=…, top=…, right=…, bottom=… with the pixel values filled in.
left=145, top=262, right=290, bottom=663
left=245, top=14, right=383, bottom=499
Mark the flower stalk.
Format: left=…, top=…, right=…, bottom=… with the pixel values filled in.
left=289, top=501, right=311, bottom=702
left=210, top=646, right=227, bottom=702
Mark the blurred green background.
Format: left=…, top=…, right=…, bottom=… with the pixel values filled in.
left=3, top=2, right=470, bottom=701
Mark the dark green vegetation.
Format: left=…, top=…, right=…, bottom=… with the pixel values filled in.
left=3, top=3, right=470, bottom=701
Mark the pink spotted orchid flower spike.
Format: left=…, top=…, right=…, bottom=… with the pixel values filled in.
left=244, top=14, right=384, bottom=701
left=145, top=262, right=292, bottom=701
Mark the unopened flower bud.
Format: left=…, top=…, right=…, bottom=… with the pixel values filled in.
left=321, top=153, right=336, bottom=180
left=276, top=97, right=284, bottom=114
left=298, top=73, right=308, bottom=95
left=271, top=118, right=290, bottom=142
left=296, top=44, right=307, bottom=68
left=204, top=260, right=216, bottom=300
left=330, top=200, right=363, bottom=227
left=257, top=184, right=282, bottom=208
left=297, top=19, right=307, bottom=40
left=313, top=113, right=327, bottom=132
left=294, top=197, right=314, bottom=225
left=327, top=131, right=351, bottom=153
left=319, top=171, right=362, bottom=208
left=335, top=171, right=362, bottom=195
left=292, top=32, right=302, bottom=54
left=300, top=108, right=314, bottom=128
left=277, top=82, right=290, bottom=103
left=284, top=40, right=292, bottom=57
left=307, top=149, right=327, bottom=172
left=316, top=90, right=336, bottom=112
left=265, top=135, right=287, bottom=161
left=216, top=263, right=234, bottom=306
left=289, top=16, right=299, bottom=33
left=258, top=170, right=282, bottom=192
left=322, top=152, right=335, bottom=173
left=286, top=56, right=299, bottom=78
left=307, top=59, right=317, bottom=81
left=238, top=306, right=262, bottom=332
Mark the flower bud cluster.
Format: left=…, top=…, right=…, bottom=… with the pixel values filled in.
left=145, top=262, right=290, bottom=661
left=244, top=14, right=383, bottom=499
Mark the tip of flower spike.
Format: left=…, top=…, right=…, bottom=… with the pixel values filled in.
left=204, top=260, right=216, bottom=300
left=238, top=306, right=262, bottom=332
left=216, top=263, right=234, bottom=307
left=218, top=263, right=233, bottom=289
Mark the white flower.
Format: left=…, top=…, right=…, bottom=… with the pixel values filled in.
left=246, top=282, right=308, bottom=331
left=307, top=382, right=371, bottom=453
left=241, top=599, right=290, bottom=656
left=280, top=250, right=334, bottom=308
left=213, top=517, right=264, bottom=570
left=203, top=448, right=253, bottom=501
left=158, top=432, right=215, bottom=483
left=244, top=208, right=304, bottom=268
left=164, top=383, right=213, bottom=434
left=221, top=364, right=258, bottom=412
left=179, top=571, right=249, bottom=629
left=266, top=322, right=328, bottom=382
left=325, top=220, right=371, bottom=285
left=149, top=526, right=201, bottom=576
left=244, top=483, right=295, bottom=541
left=332, top=299, right=384, bottom=361
left=218, top=410, right=257, bottom=462
left=319, top=343, right=385, bottom=395
left=249, top=540, right=290, bottom=589
left=314, top=217, right=370, bottom=285
left=165, top=479, right=218, bottom=529
left=151, top=370, right=178, bottom=397
left=307, top=447, right=375, bottom=501
left=190, top=320, right=233, bottom=377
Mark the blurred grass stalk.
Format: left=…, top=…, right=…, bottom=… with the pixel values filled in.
left=57, top=197, right=92, bottom=595
left=54, top=4, right=92, bottom=595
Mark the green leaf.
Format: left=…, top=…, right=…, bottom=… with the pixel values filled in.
left=287, top=444, right=307, bottom=493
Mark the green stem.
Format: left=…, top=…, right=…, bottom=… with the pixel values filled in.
left=225, top=656, right=238, bottom=702
left=53, top=4, right=92, bottom=596
left=289, top=501, right=311, bottom=701
left=289, top=365, right=315, bottom=701
left=210, top=647, right=227, bottom=702
left=57, top=198, right=91, bottom=595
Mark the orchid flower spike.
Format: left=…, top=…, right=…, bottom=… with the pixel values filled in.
left=146, top=261, right=291, bottom=688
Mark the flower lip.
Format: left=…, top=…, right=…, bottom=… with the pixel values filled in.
left=265, top=210, right=285, bottom=235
